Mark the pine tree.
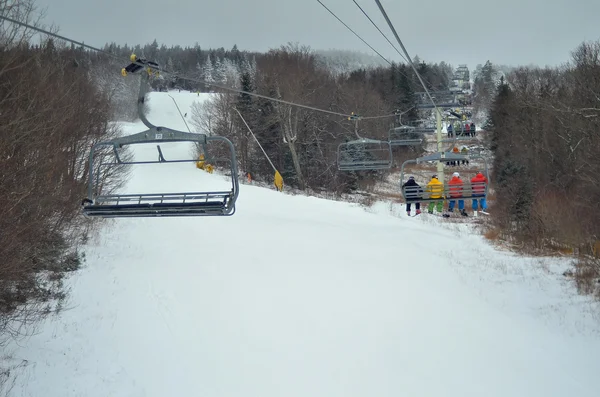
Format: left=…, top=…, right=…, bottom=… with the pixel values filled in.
left=213, top=57, right=225, bottom=84
left=230, top=44, right=242, bottom=65
left=202, top=55, right=214, bottom=90
left=395, top=65, right=417, bottom=122
left=235, top=70, right=257, bottom=174
left=147, top=39, right=159, bottom=61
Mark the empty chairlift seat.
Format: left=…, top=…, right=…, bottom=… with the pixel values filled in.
left=81, top=131, right=240, bottom=218
left=388, top=126, right=424, bottom=146
left=81, top=66, right=240, bottom=218
left=337, top=138, right=393, bottom=171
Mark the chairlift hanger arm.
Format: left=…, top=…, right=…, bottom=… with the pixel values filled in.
left=114, top=66, right=210, bottom=147
left=108, top=128, right=208, bottom=148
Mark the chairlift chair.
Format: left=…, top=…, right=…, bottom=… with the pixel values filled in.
left=388, top=126, right=424, bottom=146
left=337, top=138, right=393, bottom=171
left=82, top=61, right=239, bottom=218
left=413, top=127, right=437, bottom=133
left=399, top=152, right=490, bottom=203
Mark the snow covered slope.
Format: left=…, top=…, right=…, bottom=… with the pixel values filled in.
left=8, top=91, right=600, bottom=397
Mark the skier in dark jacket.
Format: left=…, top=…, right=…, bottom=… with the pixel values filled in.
left=402, top=176, right=423, bottom=215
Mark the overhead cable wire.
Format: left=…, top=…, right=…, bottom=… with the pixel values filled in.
left=0, top=14, right=402, bottom=120
left=0, top=14, right=121, bottom=59
left=352, top=0, right=437, bottom=100
left=351, top=0, right=437, bottom=91
left=316, top=0, right=433, bottom=113
left=350, top=0, right=408, bottom=64
left=315, top=0, right=391, bottom=67
left=372, top=0, right=440, bottom=114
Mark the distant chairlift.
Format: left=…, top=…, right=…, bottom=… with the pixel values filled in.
left=337, top=138, right=393, bottom=171
left=443, top=125, right=477, bottom=143
left=388, top=125, right=424, bottom=146
left=337, top=113, right=393, bottom=171
left=399, top=152, right=490, bottom=202
left=81, top=58, right=239, bottom=218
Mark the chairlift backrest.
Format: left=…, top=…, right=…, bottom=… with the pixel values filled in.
left=388, top=126, right=424, bottom=146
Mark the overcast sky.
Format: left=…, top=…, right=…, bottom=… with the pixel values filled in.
left=35, top=0, right=599, bottom=70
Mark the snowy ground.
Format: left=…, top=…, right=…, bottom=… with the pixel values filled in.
left=6, top=91, right=600, bottom=397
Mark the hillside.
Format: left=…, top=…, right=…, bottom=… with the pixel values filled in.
left=6, top=91, right=600, bottom=397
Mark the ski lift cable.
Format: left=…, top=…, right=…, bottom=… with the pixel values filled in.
left=315, top=0, right=392, bottom=67
left=317, top=0, right=436, bottom=95
left=350, top=0, right=408, bottom=64
left=372, top=0, right=441, bottom=115
left=351, top=0, right=437, bottom=92
left=0, top=14, right=399, bottom=121
left=316, top=0, right=414, bottom=87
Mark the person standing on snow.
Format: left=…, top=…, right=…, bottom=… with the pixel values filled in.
left=448, top=172, right=467, bottom=216
left=402, top=176, right=423, bottom=215
left=470, top=171, right=488, bottom=215
left=425, top=175, right=444, bottom=214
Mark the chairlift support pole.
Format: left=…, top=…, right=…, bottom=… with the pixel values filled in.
left=436, top=109, right=445, bottom=185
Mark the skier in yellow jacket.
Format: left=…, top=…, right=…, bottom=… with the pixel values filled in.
left=426, top=175, right=444, bottom=213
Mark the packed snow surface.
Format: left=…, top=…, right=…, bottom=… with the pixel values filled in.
left=8, top=91, right=600, bottom=397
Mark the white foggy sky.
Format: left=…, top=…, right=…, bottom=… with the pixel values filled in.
left=35, top=0, right=599, bottom=70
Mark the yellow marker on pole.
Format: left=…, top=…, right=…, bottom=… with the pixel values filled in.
left=274, top=170, right=284, bottom=192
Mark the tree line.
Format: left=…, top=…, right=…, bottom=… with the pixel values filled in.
left=0, top=0, right=127, bottom=352
left=485, top=41, right=600, bottom=296
left=189, top=43, right=452, bottom=194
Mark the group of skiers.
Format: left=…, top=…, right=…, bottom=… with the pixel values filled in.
left=447, top=121, right=476, bottom=137
left=401, top=171, right=488, bottom=217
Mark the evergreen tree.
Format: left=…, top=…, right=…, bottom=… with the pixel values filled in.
left=146, top=39, right=159, bottom=61
left=213, top=57, right=225, bottom=84
left=395, top=65, right=417, bottom=122
left=202, top=54, right=214, bottom=89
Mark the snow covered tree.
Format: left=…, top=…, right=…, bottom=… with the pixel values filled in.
left=201, top=54, right=214, bottom=90
left=212, top=56, right=225, bottom=84
left=473, top=60, right=502, bottom=113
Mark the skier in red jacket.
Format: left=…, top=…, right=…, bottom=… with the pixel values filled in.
left=470, top=171, right=488, bottom=214
left=448, top=172, right=467, bottom=216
